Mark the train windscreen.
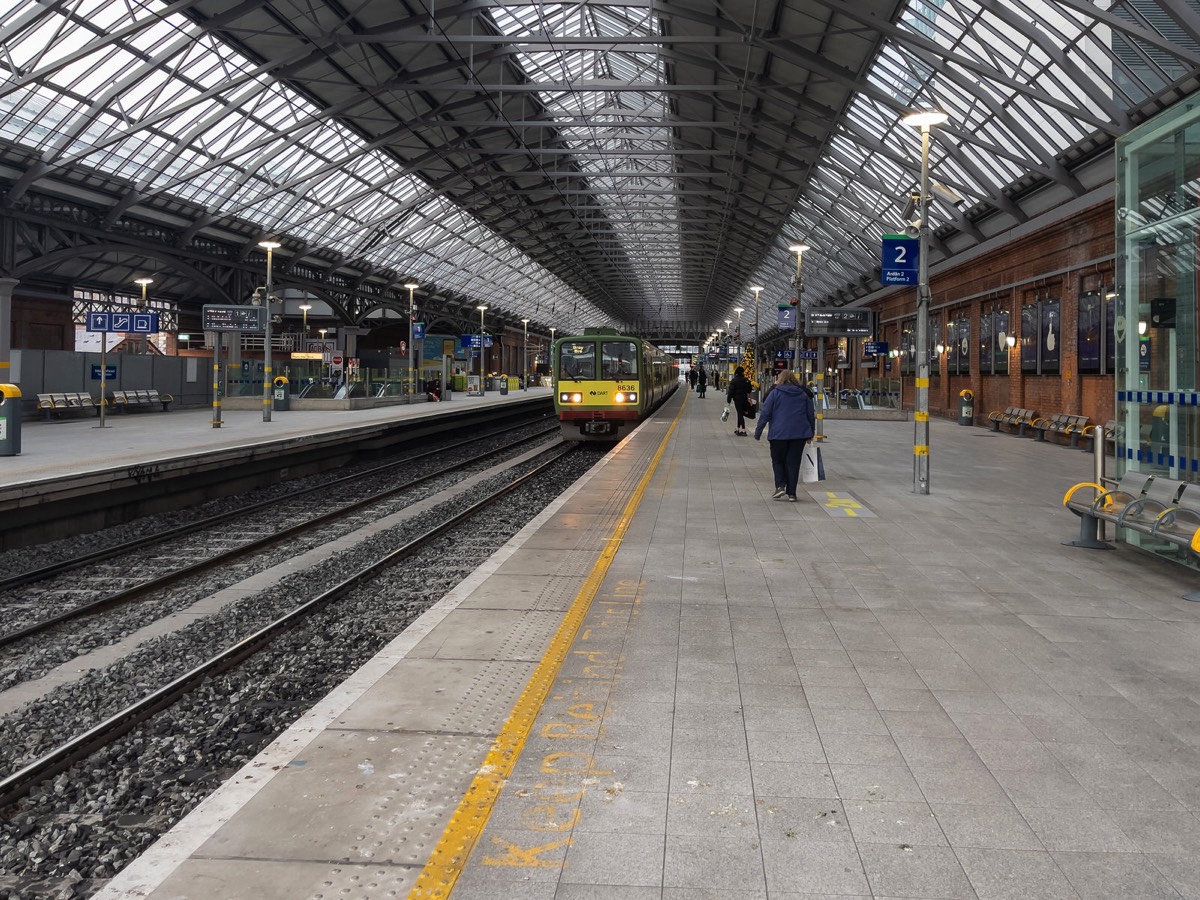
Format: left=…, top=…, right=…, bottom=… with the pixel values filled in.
left=601, top=341, right=639, bottom=379
left=559, top=342, right=595, bottom=380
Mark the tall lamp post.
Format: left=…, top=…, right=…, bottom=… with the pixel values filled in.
left=521, top=318, right=529, bottom=390
left=258, top=239, right=281, bottom=422
left=751, top=286, right=763, bottom=382
left=134, top=276, right=153, bottom=355
left=549, top=327, right=556, bottom=384
left=405, top=281, right=419, bottom=403
left=902, top=108, right=949, bottom=495
left=299, top=303, right=311, bottom=342
left=477, top=304, right=488, bottom=392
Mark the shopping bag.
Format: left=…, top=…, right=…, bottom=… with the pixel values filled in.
left=800, top=444, right=825, bottom=483
left=720, top=405, right=730, bottom=422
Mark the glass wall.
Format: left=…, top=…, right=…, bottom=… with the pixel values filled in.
left=1115, top=100, right=1200, bottom=561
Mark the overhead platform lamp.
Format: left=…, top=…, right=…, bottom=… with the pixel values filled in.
left=901, top=107, right=949, bottom=495
left=788, top=243, right=815, bottom=436
left=405, top=281, right=419, bottom=402
left=258, top=239, right=282, bottom=423
left=521, top=318, right=530, bottom=390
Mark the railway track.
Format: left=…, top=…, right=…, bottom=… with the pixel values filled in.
left=0, top=419, right=560, bottom=650
left=0, top=440, right=578, bottom=810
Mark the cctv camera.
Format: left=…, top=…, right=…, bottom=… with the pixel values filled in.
left=932, top=181, right=964, bottom=206
left=900, top=193, right=918, bottom=222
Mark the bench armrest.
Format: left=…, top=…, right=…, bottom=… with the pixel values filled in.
left=1063, top=482, right=1105, bottom=507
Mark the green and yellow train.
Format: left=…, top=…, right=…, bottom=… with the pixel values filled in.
left=552, top=329, right=680, bottom=442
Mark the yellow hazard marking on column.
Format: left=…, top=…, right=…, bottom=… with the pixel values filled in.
left=914, top=445, right=929, bottom=456
left=406, top=400, right=685, bottom=900
left=915, top=377, right=929, bottom=387
left=914, top=411, right=928, bottom=422
left=820, top=491, right=876, bottom=518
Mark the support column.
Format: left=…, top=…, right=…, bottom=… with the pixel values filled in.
left=0, top=277, right=15, bottom=383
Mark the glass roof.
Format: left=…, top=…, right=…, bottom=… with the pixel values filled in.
left=2, top=0, right=1199, bottom=337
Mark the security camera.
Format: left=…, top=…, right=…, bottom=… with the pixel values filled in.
left=932, top=181, right=964, bottom=206
left=900, top=193, right=918, bottom=222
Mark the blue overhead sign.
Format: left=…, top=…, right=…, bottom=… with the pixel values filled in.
left=460, top=334, right=494, bottom=349
left=881, top=234, right=919, bottom=285
left=413, top=322, right=426, bottom=340
left=777, top=307, right=797, bottom=329
left=863, top=341, right=888, bottom=356
left=775, top=349, right=795, bottom=360
left=87, top=311, right=160, bottom=333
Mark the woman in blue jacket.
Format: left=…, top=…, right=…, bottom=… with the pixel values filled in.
left=754, top=370, right=816, bottom=501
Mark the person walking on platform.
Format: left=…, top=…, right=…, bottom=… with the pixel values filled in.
left=697, top=366, right=707, bottom=398
left=754, top=370, right=815, bottom=501
left=688, top=367, right=697, bottom=391
left=726, top=365, right=753, bottom=436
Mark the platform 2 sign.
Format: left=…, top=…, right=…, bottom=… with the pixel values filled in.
left=202, top=305, right=266, bottom=332
left=881, top=234, right=919, bottom=285
left=86, top=311, right=159, bottom=333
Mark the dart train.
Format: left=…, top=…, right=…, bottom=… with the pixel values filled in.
left=551, top=329, right=680, bottom=442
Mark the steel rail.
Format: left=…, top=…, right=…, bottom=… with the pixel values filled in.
left=0, top=422, right=559, bottom=648
left=0, top=442, right=576, bottom=810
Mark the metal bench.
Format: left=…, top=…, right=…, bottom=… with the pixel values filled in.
left=1062, top=470, right=1154, bottom=549
left=111, top=389, right=173, bottom=412
left=1031, top=413, right=1089, bottom=447
left=988, top=406, right=1037, bottom=436
left=35, top=391, right=100, bottom=419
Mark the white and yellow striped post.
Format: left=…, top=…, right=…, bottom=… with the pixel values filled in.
left=903, top=109, right=948, bottom=494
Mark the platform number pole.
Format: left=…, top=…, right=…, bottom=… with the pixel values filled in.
left=903, top=109, right=948, bottom=495
left=97, top=328, right=109, bottom=430
left=259, top=239, right=281, bottom=422
left=212, top=332, right=223, bottom=428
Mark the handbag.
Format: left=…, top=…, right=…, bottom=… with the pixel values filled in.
left=743, top=398, right=757, bottom=419
left=800, top=444, right=826, bottom=483
left=720, top=405, right=730, bottom=422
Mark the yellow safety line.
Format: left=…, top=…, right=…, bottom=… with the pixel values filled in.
left=407, top=398, right=685, bottom=900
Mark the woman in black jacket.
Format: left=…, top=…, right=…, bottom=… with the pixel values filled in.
left=726, top=366, right=753, bottom=435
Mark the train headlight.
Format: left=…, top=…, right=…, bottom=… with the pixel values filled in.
left=559, top=392, right=583, bottom=403
left=614, top=391, right=638, bottom=403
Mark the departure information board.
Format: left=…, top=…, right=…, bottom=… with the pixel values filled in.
left=202, top=305, right=266, bottom=332
left=805, top=308, right=875, bottom=337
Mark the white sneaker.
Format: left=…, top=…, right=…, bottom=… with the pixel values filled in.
left=772, top=488, right=786, bottom=499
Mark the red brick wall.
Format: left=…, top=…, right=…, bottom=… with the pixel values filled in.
left=860, top=200, right=1115, bottom=427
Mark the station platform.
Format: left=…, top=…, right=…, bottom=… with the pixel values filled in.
left=96, top=385, right=1200, bottom=900
left=0, top=389, right=553, bottom=547
left=0, top=388, right=553, bottom=490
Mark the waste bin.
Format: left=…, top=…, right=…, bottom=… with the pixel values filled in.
left=272, top=376, right=290, bottom=411
left=957, top=389, right=974, bottom=425
left=500, top=376, right=509, bottom=396
left=0, top=384, right=21, bottom=456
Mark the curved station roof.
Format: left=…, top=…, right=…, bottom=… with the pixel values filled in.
left=1, top=0, right=1198, bottom=343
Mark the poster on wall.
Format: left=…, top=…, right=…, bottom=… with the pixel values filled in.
left=1021, top=304, right=1039, bottom=373
left=1077, top=293, right=1101, bottom=374
left=901, top=319, right=915, bottom=375
left=952, top=316, right=970, bottom=374
left=979, top=313, right=993, bottom=371
left=1041, top=298, right=1061, bottom=373
left=994, top=311, right=1010, bottom=374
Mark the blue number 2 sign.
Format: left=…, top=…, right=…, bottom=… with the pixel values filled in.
left=881, top=235, right=919, bottom=286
